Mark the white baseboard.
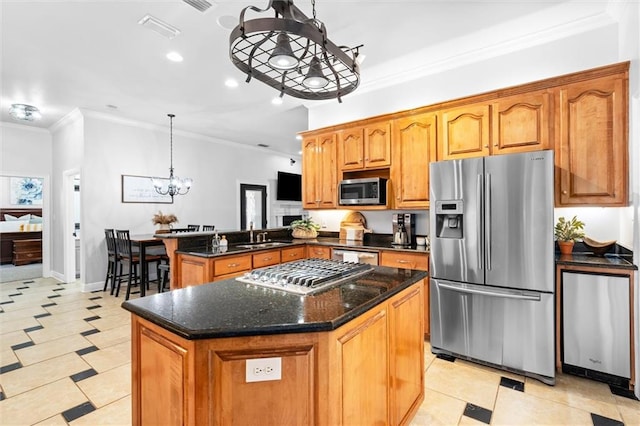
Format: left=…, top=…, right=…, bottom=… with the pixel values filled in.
left=50, top=271, right=65, bottom=282
left=82, top=281, right=103, bottom=293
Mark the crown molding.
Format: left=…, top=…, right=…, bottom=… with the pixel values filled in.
left=48, top=108, right=83, bottom=133
left=0, top=121, right=51, bottom=134
left=305, top=4, right=616, bottom=110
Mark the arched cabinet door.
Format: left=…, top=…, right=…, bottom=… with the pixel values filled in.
left=391, top=112, right=437, bottom=209
left=555, top=73, right=628, bottom=206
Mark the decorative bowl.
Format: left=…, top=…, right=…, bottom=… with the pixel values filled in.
left=291, top=228, right=318, bottom=239
left=583, top=236, right=616, bottom=256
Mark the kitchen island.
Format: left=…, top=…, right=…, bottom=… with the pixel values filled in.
left=122, top=264, right=427, bottom=426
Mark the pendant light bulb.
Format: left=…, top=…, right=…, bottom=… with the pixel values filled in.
left=268, top=33, right=299, bottom=70
left=302, top=56, right=328, bottom=89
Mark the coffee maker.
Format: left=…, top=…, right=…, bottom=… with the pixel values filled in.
left=392, top=213, right=415, bottom=246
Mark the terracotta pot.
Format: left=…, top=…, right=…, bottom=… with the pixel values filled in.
left=557, top=240, right=574, bottom=255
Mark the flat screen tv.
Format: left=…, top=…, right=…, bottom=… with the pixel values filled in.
left=276, top=171, right=302, bottom=201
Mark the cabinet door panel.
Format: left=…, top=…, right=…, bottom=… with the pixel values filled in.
left=318, top=133, right=337, bottom=208
left=556, top=74, right=628, bottom=206
left=391, top=113, right=437, bottom=209
left=492, top=91, right=550, bottom=154
left=340, top=128, right=364, bottom=170
left=389, top=285, right=424, bottom=425
left=337, top=311, right=389, bottom=425
left=440, top=104, right=490, bottom=159
left=365, top=122, right=392, bottom=168
left=302, top=137, right=320, bottom=209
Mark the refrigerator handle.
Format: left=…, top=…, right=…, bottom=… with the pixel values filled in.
left=437, top=280, right=541, bottom=301
left=485, top=173, right=491, bottom=270
left=477, top=174, right=483, bottom=269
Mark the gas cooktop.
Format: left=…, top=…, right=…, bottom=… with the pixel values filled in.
left=236, top=258, right=373, bottom=295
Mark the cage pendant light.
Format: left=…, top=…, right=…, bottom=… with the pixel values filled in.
left=229, top=0, right=362, bottom=103
left=151, top=114, right=193, bottom=200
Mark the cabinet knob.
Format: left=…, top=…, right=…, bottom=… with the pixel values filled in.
left=562, top=190, right=567, bottom=195
left=484, top=145, right=489, bottom=148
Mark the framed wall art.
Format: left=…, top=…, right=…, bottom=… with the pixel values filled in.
left=10, top=177, right=43, bottom=205
left=121, top=174, right=173, bottom=204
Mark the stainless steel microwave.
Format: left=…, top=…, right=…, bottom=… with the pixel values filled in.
left=339, top=177, right=387, bottom=206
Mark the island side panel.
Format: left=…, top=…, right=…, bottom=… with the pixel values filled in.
left=389, top=283, right=425, bottom=425
left=131, top=315, right=197, bottom=426
left=200, top=333, right=320, bottom=426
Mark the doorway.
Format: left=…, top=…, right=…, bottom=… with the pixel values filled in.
left=63, top=170, right=80, bottom=284
left=240, top=184, right=267, bottom=230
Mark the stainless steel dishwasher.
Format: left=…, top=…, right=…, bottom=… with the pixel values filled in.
left=562, top=271, right=630, bottom=384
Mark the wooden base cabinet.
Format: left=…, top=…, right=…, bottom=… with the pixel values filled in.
left=130, top=281, right=425, bottom=426
left=380, top=251, right=430, bottom=339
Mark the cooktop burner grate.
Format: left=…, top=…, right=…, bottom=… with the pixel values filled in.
left=236, top=258, right=373, bottom=295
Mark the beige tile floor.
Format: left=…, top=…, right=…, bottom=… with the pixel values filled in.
left=0, top=277, right=638, bottom=425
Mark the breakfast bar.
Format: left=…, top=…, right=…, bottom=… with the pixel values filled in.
left=122, top=264, right=426, bottom=426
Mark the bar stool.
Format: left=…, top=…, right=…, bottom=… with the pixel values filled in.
left=202, top=225, right=215, bottom=231
left=114, top=229, right=163, bottom=300
left=187, top=224, right=200, bottom=231
left=103, top=229, right=122, bottom=294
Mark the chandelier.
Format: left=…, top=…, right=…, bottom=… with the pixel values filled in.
left=152, top=114, right=192, bottom=200
left=9, top=104, right=41, bottom=121
left=229, top=0, right=362, bottom=103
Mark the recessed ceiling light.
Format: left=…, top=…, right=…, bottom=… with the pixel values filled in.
left=217, top=15, right=237, bottom=30
left=295, top=135, right=302, bottom=140
left=138, top=15, right=181, bottom=40
left=224, top=78, right=238, bottom=88
left=257, top=143, right=270, bottom=148
left=166, top=51, right=184, bottom=62
left=106, top=104, right=118, bottom=110
left=271, top=97, right=283, bottom=105
left=9, top=104, right=41, bottom=121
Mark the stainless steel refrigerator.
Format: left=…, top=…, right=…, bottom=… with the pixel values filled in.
left=429, top=150, right=555, bottom=385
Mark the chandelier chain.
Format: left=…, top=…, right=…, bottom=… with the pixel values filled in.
left=311, top=0, right=316, bottom=20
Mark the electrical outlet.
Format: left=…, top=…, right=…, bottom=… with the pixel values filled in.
left=246, top=357, right=282, bottom=382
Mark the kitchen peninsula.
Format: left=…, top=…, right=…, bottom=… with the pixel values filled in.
left=122, top=263, right=427, bottom=426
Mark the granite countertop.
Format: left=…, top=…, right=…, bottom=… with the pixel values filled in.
left=121, top=266, right=428, bottom=340
left=177, top=236, right=429, bottom=259
left=555, top=252, right=637, bottom=271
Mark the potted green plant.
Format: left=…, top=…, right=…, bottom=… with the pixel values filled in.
left=289, top=218, right=320, bottom=239
left=554, top=215, right=585, bottom=254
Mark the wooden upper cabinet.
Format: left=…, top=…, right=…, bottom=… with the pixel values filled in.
left=439, top=103, right=490, bottom=160
left=391, top=113, right=437, bottom=209
left=302, top=133, right=337, bottom=209
left=491, top=91, right=551, bottom=155
left=339, top=122, right=391, bottom=171
left=555, top=73, right=628, bottom=206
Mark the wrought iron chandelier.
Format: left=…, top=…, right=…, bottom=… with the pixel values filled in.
left=152, top=114, right=192, bottom=200
left=229, top=0, right=362, bottom=103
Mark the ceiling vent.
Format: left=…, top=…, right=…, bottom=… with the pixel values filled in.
left=138, top=15, right=181, bottom=40
left=182, top=0, right=213, bottom=13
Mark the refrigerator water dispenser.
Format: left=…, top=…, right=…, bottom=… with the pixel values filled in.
left=435, top=200, right=463, bottom=239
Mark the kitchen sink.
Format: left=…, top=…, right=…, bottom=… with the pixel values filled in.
left=235, top=241, right=290, bottom=249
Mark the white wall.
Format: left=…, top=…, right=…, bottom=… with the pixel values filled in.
left=50, top=110, right=84, bottom=281
left=74, top=111, right=300, bottom=289
left=0, top=122, right=53, bottom=276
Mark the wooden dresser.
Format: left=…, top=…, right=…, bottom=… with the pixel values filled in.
left=12, top=239, right=42, bottom=266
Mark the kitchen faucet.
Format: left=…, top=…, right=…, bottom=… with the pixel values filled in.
left=257, top=232, right=268, bottom=243
left=249, top=222, right=254, bottom=243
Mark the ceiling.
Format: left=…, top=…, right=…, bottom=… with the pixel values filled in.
left=1, top=0, right=607, bottom=157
